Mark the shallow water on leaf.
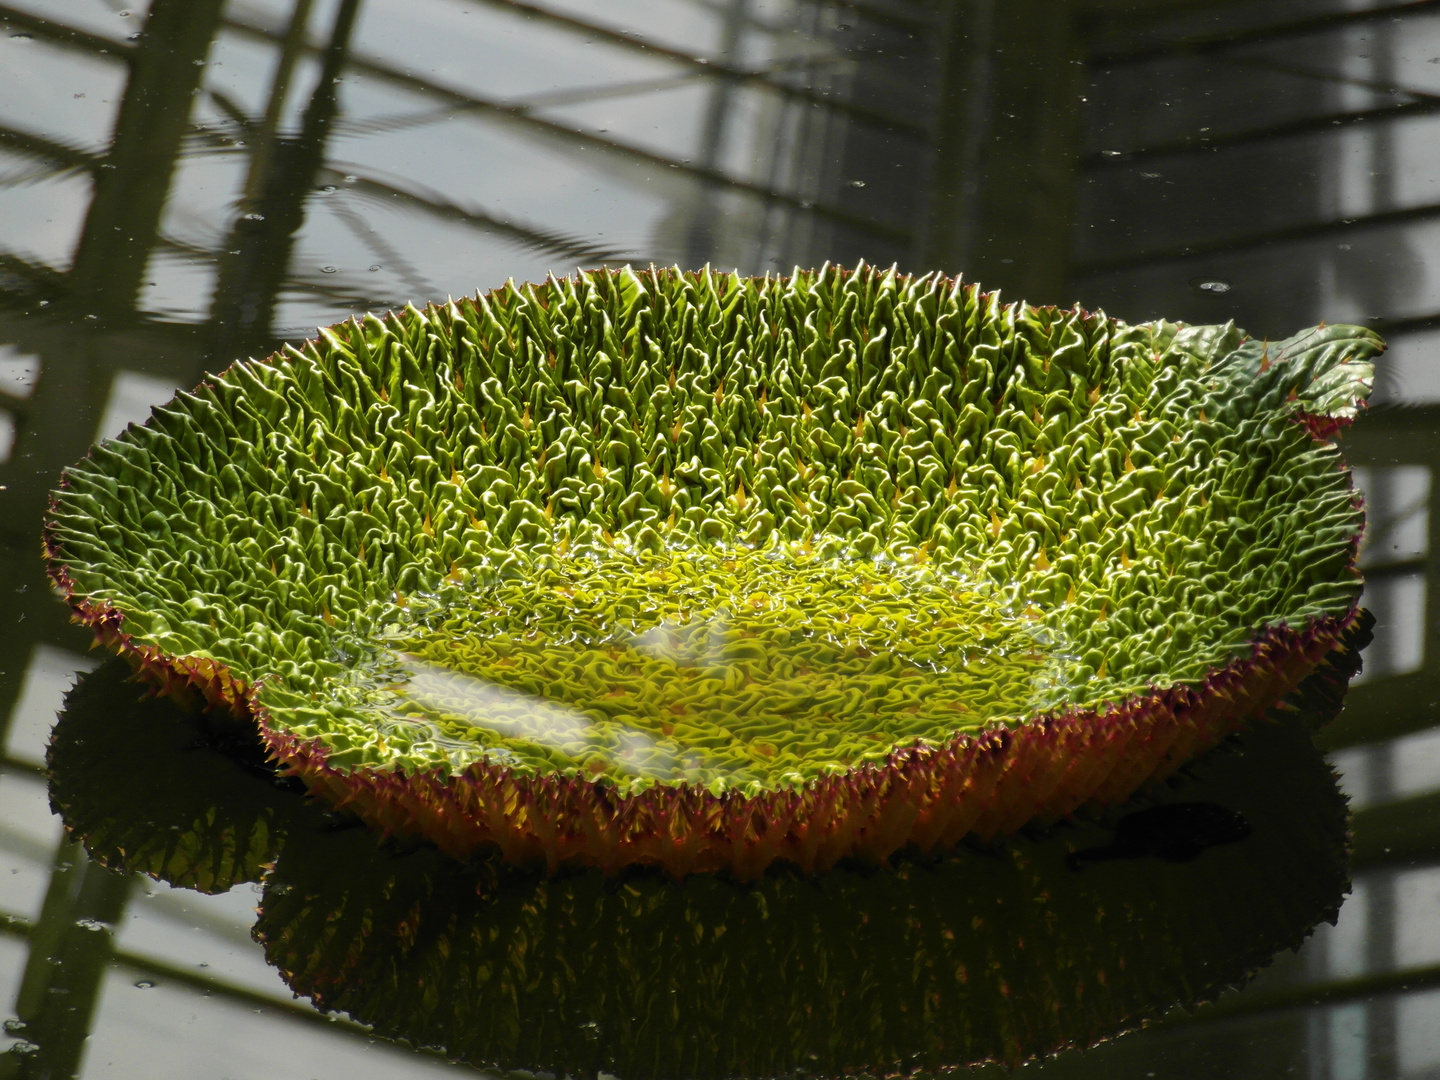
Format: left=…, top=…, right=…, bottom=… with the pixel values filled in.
left=357, top=545, right=1064, bottom=791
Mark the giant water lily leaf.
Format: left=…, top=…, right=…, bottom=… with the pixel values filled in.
left=45, top=626, right=1364, bottom=1075
left=44, top=265, right=1382, bottom=877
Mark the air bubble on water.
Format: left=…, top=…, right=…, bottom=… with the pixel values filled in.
left=243, top=212, right=265, bottom=221
left=1192, top=279, right=1232, bottom=294
left=75, top=918, right=105, bottom=931
left=368, top=264, right=381, bottom=272
left=1101, top=149, right=1123, bottom=157
left=9, top=33, right=34, bottom=41
left=320, top=185, right=337, bottom=193
left=133, top=979, right=156, bottom=989
left=321, top=266, right=338, bottom=274
left=848, top=179, right=866, bottom=188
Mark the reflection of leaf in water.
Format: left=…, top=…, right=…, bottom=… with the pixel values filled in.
left=46, top=623, right=1368, bottom=1076
left=1068, top=802, right=1252, bottom=867
left=46, top=658, right=326, bottom=895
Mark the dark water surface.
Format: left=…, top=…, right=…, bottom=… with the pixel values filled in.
left=2, top=0, right=1440, bottom=1077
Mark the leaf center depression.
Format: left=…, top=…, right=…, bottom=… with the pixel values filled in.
left=356, top=544, right=1063, bottom=794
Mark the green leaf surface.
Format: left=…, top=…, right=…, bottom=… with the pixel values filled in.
left=44, top=266, right=1382, bottom=799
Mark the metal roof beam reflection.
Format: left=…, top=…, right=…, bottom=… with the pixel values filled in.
left=1093, top=0, right=1440, bottom=66
left=1082, top=98, right=1440, bottom=169
left=0, top=3, right=133, bottom=61
left=67, top=0, right=229, bottom=318
left=324, top=166, right=636, bottom=263
left=219, top=12, right=911, bottom=245
left=1074, top=200, right=1440, bottom=275
left=208, top=0, right=362, bottom=353
left=0, top=5, right=910, bottom=245
left=452, top=0, right=922, bottom=134
left=0, top=126, right=101, bottom=179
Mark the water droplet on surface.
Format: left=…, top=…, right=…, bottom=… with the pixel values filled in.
left=321, top=266, right=338, bottom=274
left=242, top=212, right=265, bottom=221
left=848, top=179, right=866, bottom=188
left=1190, top=278, right=1233, bottom=295
left=319, top=184, right=337, bottom=193
left=127, top=32, right=141, bottom=40
left=368, top=264, right=381, bottom=272
left=133, top=979, right=156, bottom=989
left=1101, top=149, right=1123, bottom=157
left=75, top=918, right=105, bottom=931
left=9, top=33, right=34, bottom=41
left=7, top=1040, right=38, bottom=1057
left=344, top=175, right=358, bottom=183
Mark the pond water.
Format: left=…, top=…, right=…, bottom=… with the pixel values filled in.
left=2, top=0, right=1440, bottom=1077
